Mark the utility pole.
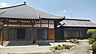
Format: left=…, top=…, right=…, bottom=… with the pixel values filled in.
left=71, top=12, right=72, bottom=18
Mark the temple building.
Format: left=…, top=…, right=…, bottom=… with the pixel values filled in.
left=0, top=2, right=96, bottom=45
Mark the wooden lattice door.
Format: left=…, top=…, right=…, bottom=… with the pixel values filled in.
left=17, top=28, right=25, bottom=40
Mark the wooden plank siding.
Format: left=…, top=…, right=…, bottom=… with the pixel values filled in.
left=48, top=29, right=55, bottom=40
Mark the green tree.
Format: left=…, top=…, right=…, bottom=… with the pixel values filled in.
left=87, top=29, right=96, bottom=53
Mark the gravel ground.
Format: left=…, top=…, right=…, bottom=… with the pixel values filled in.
left=0, top=41, right=91, bottom=54
left=31, top=41, right=91, bottom=54
left=69, top=41, right=91, bottom=54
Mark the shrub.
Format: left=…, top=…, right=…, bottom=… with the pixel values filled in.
left=92, top=42, right=96, bottom=50
left=88, top=38, right=95, bottom=44
left=92, top=33, right=96, bottom=40
left=87, top=29, right=96, bottom=54
left=68, top=41, right=74, bottom=43
left=87, top=29, right=96, bottom=35
left=92, top=42, right=96, bottom=53
left=55, top=45, right=63, bottom=50
left=62, top=45, right=73, bottom=49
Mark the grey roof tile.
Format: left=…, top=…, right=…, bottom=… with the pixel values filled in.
left=59, top=19, right=96, bottom=27
left=0, top=4, right=64, bottom=19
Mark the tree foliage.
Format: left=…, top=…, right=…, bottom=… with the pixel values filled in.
left=87, top=29, right=96, bottom=53
left=87, top=29, right=96, bottom=34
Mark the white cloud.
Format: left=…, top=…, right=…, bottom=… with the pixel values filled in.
left=63, top=10, right=66, bottom=13
left=0, top=2, right=10, bottom=7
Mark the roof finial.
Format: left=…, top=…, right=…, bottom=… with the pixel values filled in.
left=24, top=2, right=26, bottom=5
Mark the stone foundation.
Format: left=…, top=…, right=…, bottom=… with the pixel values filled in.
left=3, top=41, right=31, bottom=46
left=2, top=40, right=55, bottom=46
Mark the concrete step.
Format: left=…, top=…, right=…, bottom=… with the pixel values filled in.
left=3, top=41, right=32, bottom=46
left=34, top=40, right=55, bottom=46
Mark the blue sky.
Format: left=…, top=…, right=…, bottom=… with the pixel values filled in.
left=0, top=0, right=96, bottom=23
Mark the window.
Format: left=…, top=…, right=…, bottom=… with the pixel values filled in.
left=4, top=24, right=7, bottom=26
left=49, top=24, right=54, bottom=28
left=8, top=28, right=16, bottom=40
left=41, top=24, right=48, bottom=27
left=17, top=28, right=25, bottom=40
left=42, top=20, right=48, bottom=23
left=49, top=20, right=54, bottom=23
left=33, top=29, right=48, bottom=40
left=37, top=29, right=48, bottom=40
left=9, top=24, right=20, bottom=27
left=75, top=31, right=79, bottom=38
left=33, top=24, right=40, bottom=27
left=64, top=30, right=68, bottom=39
left=21, top=25, right=32, bottom=27
left=80, top=30, right=83, bottom=37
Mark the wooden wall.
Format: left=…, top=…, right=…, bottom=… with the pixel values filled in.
left=48, top=29, right=55, bottom=40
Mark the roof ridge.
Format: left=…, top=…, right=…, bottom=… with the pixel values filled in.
left=65, top=19, right=90, bottom=21
left=0, top=3, right=26, bottom=9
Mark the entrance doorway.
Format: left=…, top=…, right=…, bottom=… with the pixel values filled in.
left=17, top=28, right=25, bottom=40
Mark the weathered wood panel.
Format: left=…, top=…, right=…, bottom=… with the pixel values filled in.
left=48, top=29, right=55, bottom=40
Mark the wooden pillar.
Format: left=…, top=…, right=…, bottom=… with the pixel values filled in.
left=48, top=20, right=49, bottom=40
left=6, top=24, right=9, bottom=41
left=31, top=29, right=33, bottom=44
left=48, top=20, right=49, bottom=28
left=1, top=25, right=3, bottom=45
left=1, top=32, right=3, bottom=45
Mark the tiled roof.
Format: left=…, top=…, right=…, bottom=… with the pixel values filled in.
left=0, top=3, right=64, bottom=19
left=59, top=19, right=96, bottom=27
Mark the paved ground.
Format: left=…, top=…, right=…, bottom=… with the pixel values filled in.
left=31, top=41, right=91, bottom=54
left=59, top=41, right=91, bottom=54
left=69, top=41, right=91, bottom=54
left=0, top=45, right=51, bottom=54
left=0, top=41, right=91, bottom=54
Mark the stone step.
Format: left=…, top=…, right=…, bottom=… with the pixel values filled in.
left=3, top=41, right=32, bottom=46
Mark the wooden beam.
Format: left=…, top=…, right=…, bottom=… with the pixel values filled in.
left=4, top=26, right=49, bottom=29
left=3, top=22, right=35, bottom=25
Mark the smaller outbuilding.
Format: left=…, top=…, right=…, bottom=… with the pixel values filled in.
left=55, top=19, right=96, bottom=40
